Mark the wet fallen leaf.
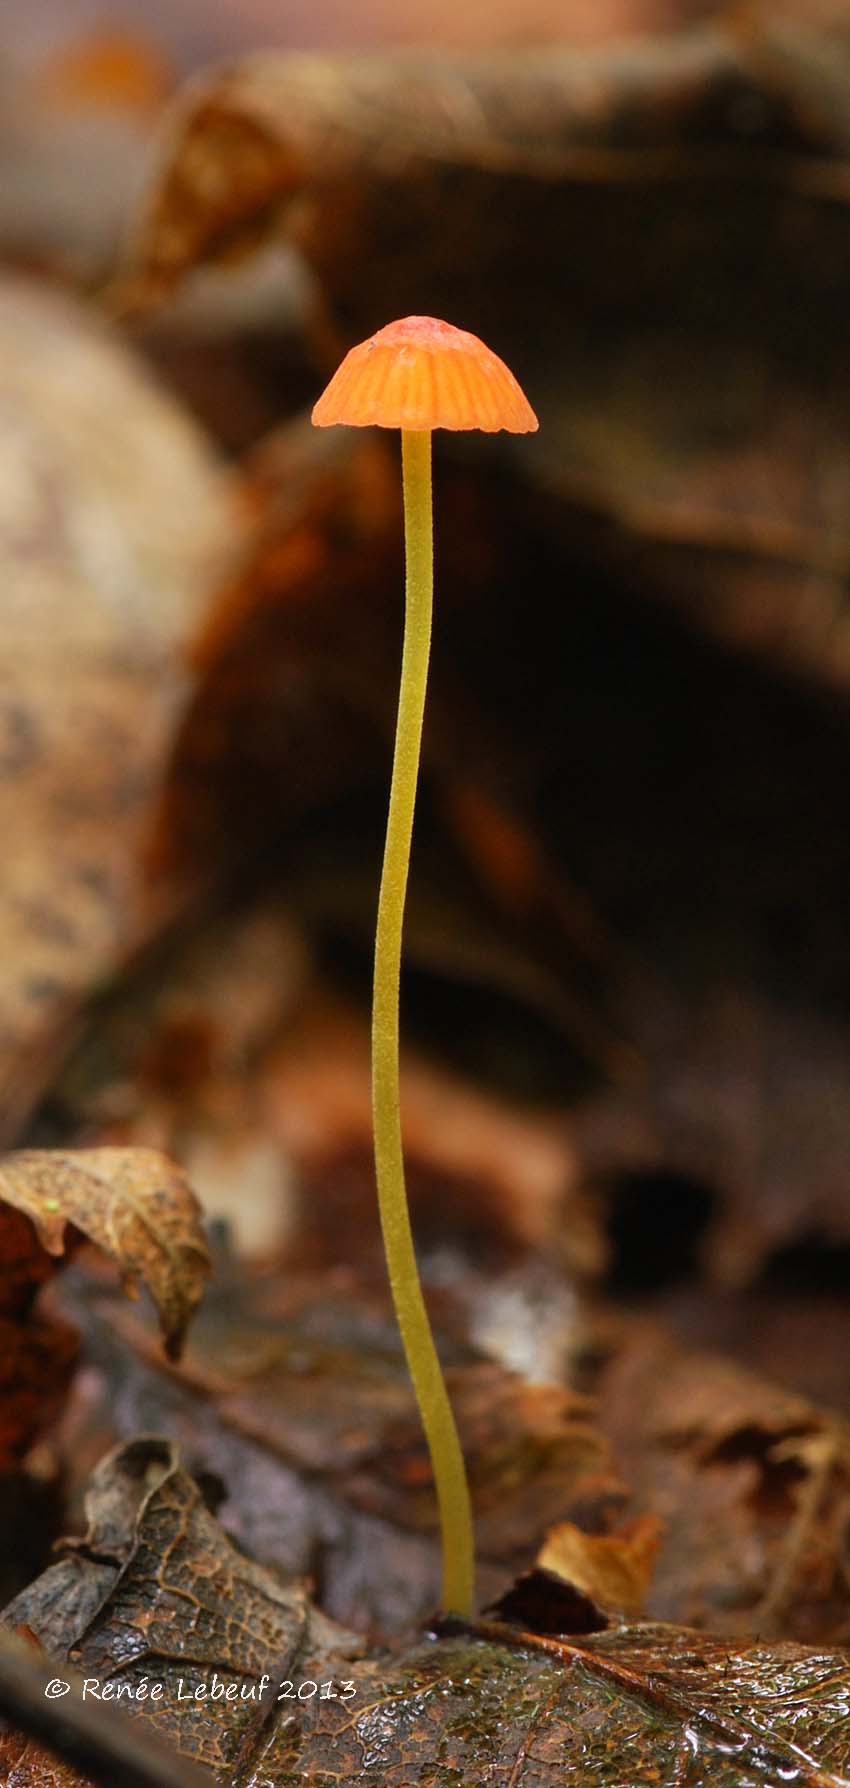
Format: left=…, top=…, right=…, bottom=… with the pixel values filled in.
left=7, top=1439, right=850, bottom=1786
left=0, top=1739, right=86, bottom=1788
left=0, top=1150, right=210, bottom=1360
left=3, top=1437, right=358, bottom=1783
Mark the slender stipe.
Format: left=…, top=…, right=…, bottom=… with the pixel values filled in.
left=312, top=315, right=537, bottom=1615
left=371, top=429, right=475, bottom=1616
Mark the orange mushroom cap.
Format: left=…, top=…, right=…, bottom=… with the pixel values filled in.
left=312, top=316, right=538, bottom=435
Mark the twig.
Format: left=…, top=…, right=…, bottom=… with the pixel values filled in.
left=0, top=1629, right=215, bottom=1788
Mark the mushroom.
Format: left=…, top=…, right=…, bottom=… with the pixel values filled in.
left=313, top=315, right=538, bottom=1615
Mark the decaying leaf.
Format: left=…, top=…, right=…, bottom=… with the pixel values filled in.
left=48, top=1258, right=622, bottom=1634
left=7, top=1439, right=850, bottom=1787
left=0, top=1737, right=87, bottom=1788
left=0, top=274, right=238, bottom=1142
left=598, top=1319, right=850, bottom=1643
left=0, top=1150, right=210, bottom=1359
left=0, top=1620, right=217, bottom=1788
left=3, top=1437, right=359, bottom=1783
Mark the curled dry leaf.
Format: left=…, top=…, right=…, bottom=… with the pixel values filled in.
left=537, top=1512, right=663, bottom=1620
left=0, top=274, right=237, bottom=1141
left=0, top=1150, right=210, bottom=1359
left=7, top=1440, right=850, bottom=1786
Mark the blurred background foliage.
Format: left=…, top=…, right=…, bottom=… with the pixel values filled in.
left=2, top=0, right=850, bottom=1645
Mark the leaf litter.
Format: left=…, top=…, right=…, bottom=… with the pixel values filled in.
left=6, top=1438, right=850, bottom=1786
left=4, top=11, right=850, bottom=1786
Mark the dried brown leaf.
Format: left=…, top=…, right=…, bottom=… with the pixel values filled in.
left=598, top=1320, right=850, bottom=1642
left=0, top=1150, right=210, bottom=1359
left=0, top=275, right=237, bottom=1141
left=538, top=1512, right=663, bottom=1619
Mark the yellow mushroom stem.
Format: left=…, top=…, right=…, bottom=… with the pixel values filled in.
left=371, top=426, right=475, bottom=1616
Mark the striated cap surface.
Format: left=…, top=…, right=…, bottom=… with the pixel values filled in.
left=312, top=316, right=538, bottom=434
